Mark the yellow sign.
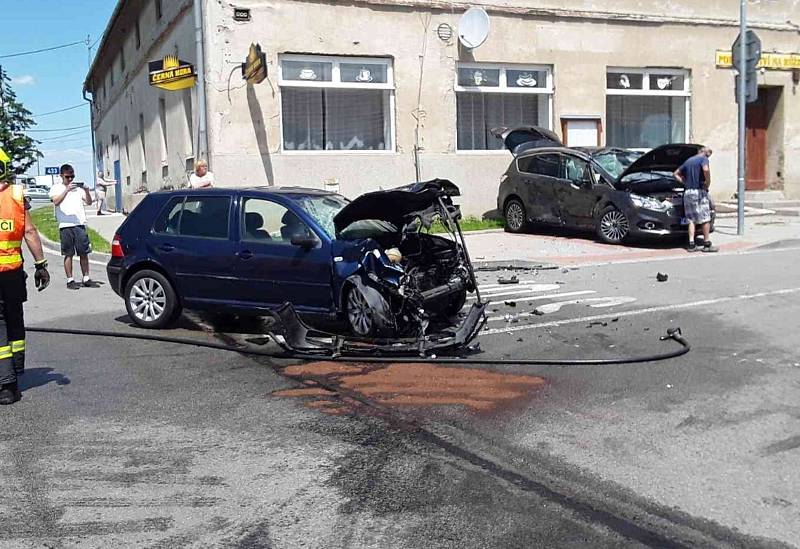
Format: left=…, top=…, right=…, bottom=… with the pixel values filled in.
left=243, top=43, right=267, bottom=84
left=0, top=220, right=14, bottom=232
left=0, top=148, right=8, bottom=179
left=716, top=50, right=800, bottom=70
left=148, top=55, right=197, bottom=91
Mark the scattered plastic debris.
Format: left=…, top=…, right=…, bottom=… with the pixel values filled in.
left=517, top=338, right=523, bottom=342
left=587, top=321, right=608, bottom=328
left=532, top=308, right=545, bottom=316
left=666, top=384, right=674, bottom=389
left=504, top=300, right=517, bottom=307
left=497, top=275, right=519, bottom=285
left=657, top=273, right=669, bottom=282
left=611, top=317, right=619, bottom=323
left=503, top=314, right=519, bottom=323
left=562, top=268, right=570, bottom=274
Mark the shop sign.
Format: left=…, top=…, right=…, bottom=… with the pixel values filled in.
left=716, top=50, right=800, bottom=70
left=242, top=43, right=267, bottom=84
left=234, top=7, right=251, bottom=21
left=148, top=55, right=197, bottom=90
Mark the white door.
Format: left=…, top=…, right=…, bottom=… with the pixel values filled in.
left=564, top=119, right=599, bottom=147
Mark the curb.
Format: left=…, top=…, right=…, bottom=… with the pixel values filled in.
left=38, top=231, right=112, bottom=263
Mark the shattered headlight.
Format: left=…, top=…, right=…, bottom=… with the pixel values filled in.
left=630, top=193, right=669, bottom=212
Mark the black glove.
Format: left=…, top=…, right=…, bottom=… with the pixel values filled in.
left=34, top=260, right=50, bottom=291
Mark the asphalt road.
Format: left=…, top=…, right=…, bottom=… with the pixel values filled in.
left=2, top=241, right=799, bottom=547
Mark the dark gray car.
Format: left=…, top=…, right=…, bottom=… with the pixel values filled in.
left=494, top=126, right=714, bottom=244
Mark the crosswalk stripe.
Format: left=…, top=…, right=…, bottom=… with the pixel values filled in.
left=478, top=282, right=552, bottom=291
left=471, top=284, right=562, bottom=300
left=484, top=291, right=597, bottom=321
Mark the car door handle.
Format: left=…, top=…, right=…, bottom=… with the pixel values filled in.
left=158, top=244, right=175, bottom=252
left=238, top=250, right=253, bottom=260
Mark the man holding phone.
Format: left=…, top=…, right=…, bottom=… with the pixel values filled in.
left=48, top=164, right=94, bottom=289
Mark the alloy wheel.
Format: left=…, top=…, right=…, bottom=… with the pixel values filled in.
left=129, top=277, right=167, bottom=322
left=600, top=209, right=630, bottom=242
left=506, top=202, right=525, bottom=231
left=347, top=288, right=373, bottom=336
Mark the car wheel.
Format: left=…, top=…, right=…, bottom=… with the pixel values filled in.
left=504, top=198, right=528, bottom=233
left=124, top=269, right=180, bottom=329
left=345, top=283, right=394, bottom=338
left=596, top=206, right=630, bottom=244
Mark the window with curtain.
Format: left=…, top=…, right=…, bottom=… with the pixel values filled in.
left=605, top=68, right=690, bottom=149
left=279, top=55, right=394, bottom=152
left=455, top=64, right=552, bottom=151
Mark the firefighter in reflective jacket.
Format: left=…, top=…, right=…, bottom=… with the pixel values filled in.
left=0, top=179, right=50, bottom=405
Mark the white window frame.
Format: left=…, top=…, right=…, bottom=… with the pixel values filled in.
left=605, top=67, right=691, bottom=148
left=278, top=54, right=396, bottom=154
left=454, top=62, right=554, bottom=154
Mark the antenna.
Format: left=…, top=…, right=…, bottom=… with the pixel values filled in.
left=458, top=8, right=490, bottom=50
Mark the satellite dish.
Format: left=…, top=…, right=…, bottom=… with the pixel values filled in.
left=458, top=8, right=490, bottom=50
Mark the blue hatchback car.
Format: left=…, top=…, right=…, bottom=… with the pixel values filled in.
left=107, top=181, right=478, bottom=337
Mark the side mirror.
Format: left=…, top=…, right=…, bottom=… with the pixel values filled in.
left=290, top=234, right=319, bottom=249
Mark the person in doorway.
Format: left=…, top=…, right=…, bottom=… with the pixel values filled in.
left=48, top=164, right=94, bottom=289
left=674, top=147, right=718, bottom=253
left=0, top=174, right=51, bottom=405
left=189, top=159, right=214, bottom=189
left=95, top=170, right=115, bottom=215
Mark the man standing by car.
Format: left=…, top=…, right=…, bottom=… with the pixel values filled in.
left=49, top=164, right=94, bottom=289
left=674, top=147, right=717, bottom=252
left=0, top=172, right=51, bottom=405
left=95, top=170, right=115, bottom=215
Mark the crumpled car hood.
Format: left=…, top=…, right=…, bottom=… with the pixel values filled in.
left=333, top=179, right=460, bottom=236
left=617, top=143, right=702, bottom=181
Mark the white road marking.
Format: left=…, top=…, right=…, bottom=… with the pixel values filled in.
left=481, top=286, right=800, bottom=336
left=479, top=281, right=548, bottom=290
left=470, top=284, right=562, bottom=300
left=534, top=296, right=637, bottom=314
left=483, top=291, right=596, bottom=316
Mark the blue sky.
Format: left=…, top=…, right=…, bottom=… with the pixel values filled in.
left=1, top=0, right=117, bottom=183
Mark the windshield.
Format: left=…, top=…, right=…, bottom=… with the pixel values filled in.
left=295, top=194, right=349, bottom=239
left=592, top=151, right=641, bottom=179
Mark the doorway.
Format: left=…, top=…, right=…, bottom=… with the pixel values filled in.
left=745, top=87, right=781, bottom=191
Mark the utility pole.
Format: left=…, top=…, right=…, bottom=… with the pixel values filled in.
left=736, top=0, right=747, bottom=235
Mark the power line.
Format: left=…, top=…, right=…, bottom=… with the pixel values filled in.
left=27, top=124, right=89, bottom=133
left=33, top=130, right=88, bottom=141
left=0, top=40, right=87, bottom=60
left=34, top=103, right=87, bottom=117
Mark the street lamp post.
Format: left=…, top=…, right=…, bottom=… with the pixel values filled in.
left=737, top=0, right=747, bottom=235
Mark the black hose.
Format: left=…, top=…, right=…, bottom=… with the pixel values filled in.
left=26, top=326, right=690, bottom=366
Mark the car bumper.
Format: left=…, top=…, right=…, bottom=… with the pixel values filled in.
left=627, top=208, right=715, bottom=238
left=107, top=260, right=123, bottom=296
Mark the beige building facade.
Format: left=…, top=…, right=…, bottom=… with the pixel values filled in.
left=86, top=0, right=800, bottom=215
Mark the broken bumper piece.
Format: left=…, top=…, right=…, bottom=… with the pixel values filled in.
left=268, top=302, right=488, bottom=357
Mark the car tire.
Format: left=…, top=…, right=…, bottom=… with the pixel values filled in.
left=124, top=269, right=180, bottom=329
left=504, top=198, right=528, bottom=233
left=596, top=206, right=630, bottom=244
left=345, top=283, right=394, bottom=338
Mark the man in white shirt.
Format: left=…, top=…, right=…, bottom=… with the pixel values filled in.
left=189, top=159, right=214, bottom=189
left=48, top=164, right=94, bottom=290
left=95, top=170, right=115, bottom=215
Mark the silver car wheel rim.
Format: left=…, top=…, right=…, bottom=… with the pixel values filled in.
left=347, top=288, right=373, bottom=336
left=507, top=202, right=524, bottom=230
left=130, top=277, right=167, bottom=322
left=600, top=210, right=629, bottom=242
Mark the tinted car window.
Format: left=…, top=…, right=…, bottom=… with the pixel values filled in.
left=517, top=154, right=559, bottom=178
left=179, top=196, right=231, bottom=239
left=242, top=198, right=313, bottom=244
left=153, top=196, right=185, bottom=234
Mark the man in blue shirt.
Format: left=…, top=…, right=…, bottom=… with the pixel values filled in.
left=674, top=147, right=717, bottom=252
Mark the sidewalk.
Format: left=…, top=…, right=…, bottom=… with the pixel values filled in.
left=85, top=211, right=125, bottom=243
left=463, top=214, right=800, bottom=267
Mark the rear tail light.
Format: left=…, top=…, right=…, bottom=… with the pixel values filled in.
left=111, top=234, right=124, bottom=258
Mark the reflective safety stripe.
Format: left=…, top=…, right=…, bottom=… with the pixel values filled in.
left=11, top=340, right=24, bottom=353
left=0, top=345, right=11, bottom=360
left=0, top=254, right=22, bottom=265
left=0, top=240, right=21, bottom=250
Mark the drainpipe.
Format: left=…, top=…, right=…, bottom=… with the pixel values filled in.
left=82, top=88, right=98, bottom=186
left=193, top=0, right=209, bottom=164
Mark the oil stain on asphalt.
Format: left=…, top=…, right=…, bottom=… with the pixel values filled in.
left=273, top=361, right=546, bottom=414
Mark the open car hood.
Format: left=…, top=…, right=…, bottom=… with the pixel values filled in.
left=333, top=179, right=460, bottom=236
left=617, top=143, right=702, bottom=181
left=491, top=126, right=562, bottom=156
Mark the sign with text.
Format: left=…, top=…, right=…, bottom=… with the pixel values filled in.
left=44, top=166, right=60, bottom=175
left=716, top=50, right=800, bottom=70
left=148, top=55, right=197, bottom=91
left=242, top=43, right=267, bottom=84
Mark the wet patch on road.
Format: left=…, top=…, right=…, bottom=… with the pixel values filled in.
left=274, top=361, right=546, bottom=414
